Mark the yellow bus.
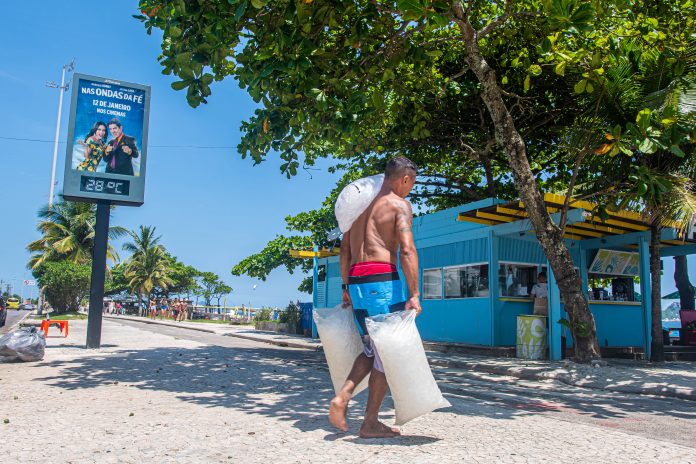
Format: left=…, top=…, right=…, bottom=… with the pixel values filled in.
left=6, top=297, right=20, bottom=310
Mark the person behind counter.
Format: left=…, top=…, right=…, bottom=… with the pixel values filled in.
left=530, top=272, right=548, bottom=316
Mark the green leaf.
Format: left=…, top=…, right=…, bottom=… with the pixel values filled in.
left=397, top=0, right=426, bottom=20
left=528, top=64, right=542, bottom=76
left=251, top=0, right=267, bottom=8
left=554, top=61, right=567, bottom=76
left=574, top=79, right=587, bottom=94
left=670, top=145, right=686, bottom=157
left=524, top=75, right=531, bottom=92
left=541, top=37, right=553, bottom=53
left=235, top=1, right=248, bottom=21
left=169, top=26, right=182, bottom=38
left=175, top=52, right=192, bottom=65
left=638, top=138, right=656, bottom=154
left=636, top=108, right=651, bottom=134
left=171, top=81, right=188, bottom=91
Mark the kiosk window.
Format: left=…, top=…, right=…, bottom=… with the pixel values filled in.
left=444, top=264, right=489, bottom=299
left=423, top=268, right=443, bottom=299
left=499, top=263, right=546, bottom=297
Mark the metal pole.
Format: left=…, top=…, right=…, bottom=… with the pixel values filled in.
left=86, top=201, right=110, bottom=348
left=48, top=66, right=67, bottom=209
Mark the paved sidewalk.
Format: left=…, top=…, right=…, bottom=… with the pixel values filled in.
left=2, top=319, right=695, bottom=463
left=106, top=314, right=696, bottom=402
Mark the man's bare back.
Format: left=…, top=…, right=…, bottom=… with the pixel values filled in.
left=349, top=192, right=412, bottom=265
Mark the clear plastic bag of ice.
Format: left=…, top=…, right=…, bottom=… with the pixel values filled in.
left=366, top=310, right=450, bottom=425
left=313, top=304, right=369, bottom=396
left=334, top=174, right=384, bottom=233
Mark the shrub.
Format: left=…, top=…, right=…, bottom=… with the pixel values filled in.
left=279, top=302, right=302, bottom=332
left=34, top=261, right=91, bottom=313
left=254, top=308, right=272, bottom=322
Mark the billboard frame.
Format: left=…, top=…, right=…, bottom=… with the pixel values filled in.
left=61, top=73, right=151, bottom=206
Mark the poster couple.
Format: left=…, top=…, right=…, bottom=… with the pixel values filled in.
left=76, top=118, right=139, bottom=176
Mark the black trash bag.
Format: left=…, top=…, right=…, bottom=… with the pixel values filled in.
left=0, top=327, right=46, bottom=362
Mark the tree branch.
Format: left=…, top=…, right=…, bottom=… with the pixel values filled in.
left=558, top=149, right=591, bottom=233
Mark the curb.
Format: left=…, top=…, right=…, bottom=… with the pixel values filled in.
left=222, top=331, right=323, bottom=351
left=106, top=315, right=322, bottom=350
left=430, top=357, right=696, bottom=402
left=104, top=315, right=217, bottom=334
left=6, top=311, right=34, bottom=331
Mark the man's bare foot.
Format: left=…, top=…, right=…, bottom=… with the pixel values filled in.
left=358, top=421, right=401, bottom=439
left=329, top=396, right=349, bottom=432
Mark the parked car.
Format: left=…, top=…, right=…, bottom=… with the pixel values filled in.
left=0, top=299, right=6, bottom=327
left=6, top=297, right=20, bottom=310
left=19, top=303, right=37, bottom=311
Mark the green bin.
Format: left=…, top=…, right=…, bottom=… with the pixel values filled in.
left=516, top=315, right=548, bottom=359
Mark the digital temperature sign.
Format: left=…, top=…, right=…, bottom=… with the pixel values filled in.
left=62, top=73, right=150, bottom=206
left=80, top=176, right=130, bottom=196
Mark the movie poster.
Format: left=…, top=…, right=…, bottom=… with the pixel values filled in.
left=70, top=78, right=145, bottom=175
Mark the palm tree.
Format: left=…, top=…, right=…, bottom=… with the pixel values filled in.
left=581, top=40, right=696, bottom=361
left=122, top=225, right=163, bottom=259
left=122, top=226, right=173, bottom=315
left=27, top=199, right=127, bottom=269
left=124, top=246, right=174, bottom=316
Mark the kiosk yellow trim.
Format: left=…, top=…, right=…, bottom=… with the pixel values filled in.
left=289, top=248, right=340, bottom=259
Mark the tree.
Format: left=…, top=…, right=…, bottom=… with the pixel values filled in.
left=674, top=256, right=695, bottom=312
left=27, top=199, right=126, bottom=269
left=195, top=272, right=232, bottom=307
left=122, top=226, right=174, bottom=314
left=572, top=25, right=695, bottom=361
left=137, top=0, right=693, bottom=361
left=33, top=261, right=91, bottom=313
left=105, top=263, right=131, bottom=296
left=626, top=169, right=695, bottom=361
left=162, top=254, right=201, bottom=299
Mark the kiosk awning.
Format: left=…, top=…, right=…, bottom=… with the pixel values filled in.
left=456, top=193, right=692, bottom=247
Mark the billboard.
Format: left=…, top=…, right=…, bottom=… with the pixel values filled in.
left=62, top=73, right=150, bottom=206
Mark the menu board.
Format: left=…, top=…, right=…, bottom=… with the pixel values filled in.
left=589, top=249, right=639, bottom=276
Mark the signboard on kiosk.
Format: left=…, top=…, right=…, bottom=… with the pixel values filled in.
left=62, top=73, right=150, bottom=206
left=589, top=249, right=639, bottom=276
left=685, top=214, right=696, bottom=242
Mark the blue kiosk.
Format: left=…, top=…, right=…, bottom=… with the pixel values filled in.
left=313, top=194, right=696, bottom=360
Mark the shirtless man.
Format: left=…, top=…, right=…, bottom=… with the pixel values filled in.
left=328, top=156, right=421, bottom=438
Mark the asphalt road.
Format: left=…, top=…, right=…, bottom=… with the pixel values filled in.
left=109, top=318, right=696, bottom=450
left=1, top=309, right=31, bottom=335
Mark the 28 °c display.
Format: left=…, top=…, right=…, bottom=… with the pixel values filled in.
left=80, top=175, right=130, bottom=195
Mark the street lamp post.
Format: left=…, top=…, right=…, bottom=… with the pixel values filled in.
left=46, top=59, right=75, bottom=209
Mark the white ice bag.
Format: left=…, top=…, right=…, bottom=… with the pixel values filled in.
left=366, top=310, right=451, bottom=425
left=313, top=304, right=369, bottom=396
left=334, top=174, right=384, bottom=233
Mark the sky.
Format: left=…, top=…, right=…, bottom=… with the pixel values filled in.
left=0, top=2, right=341, bottom=308
left=0, top=2, right=693, bottom=309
